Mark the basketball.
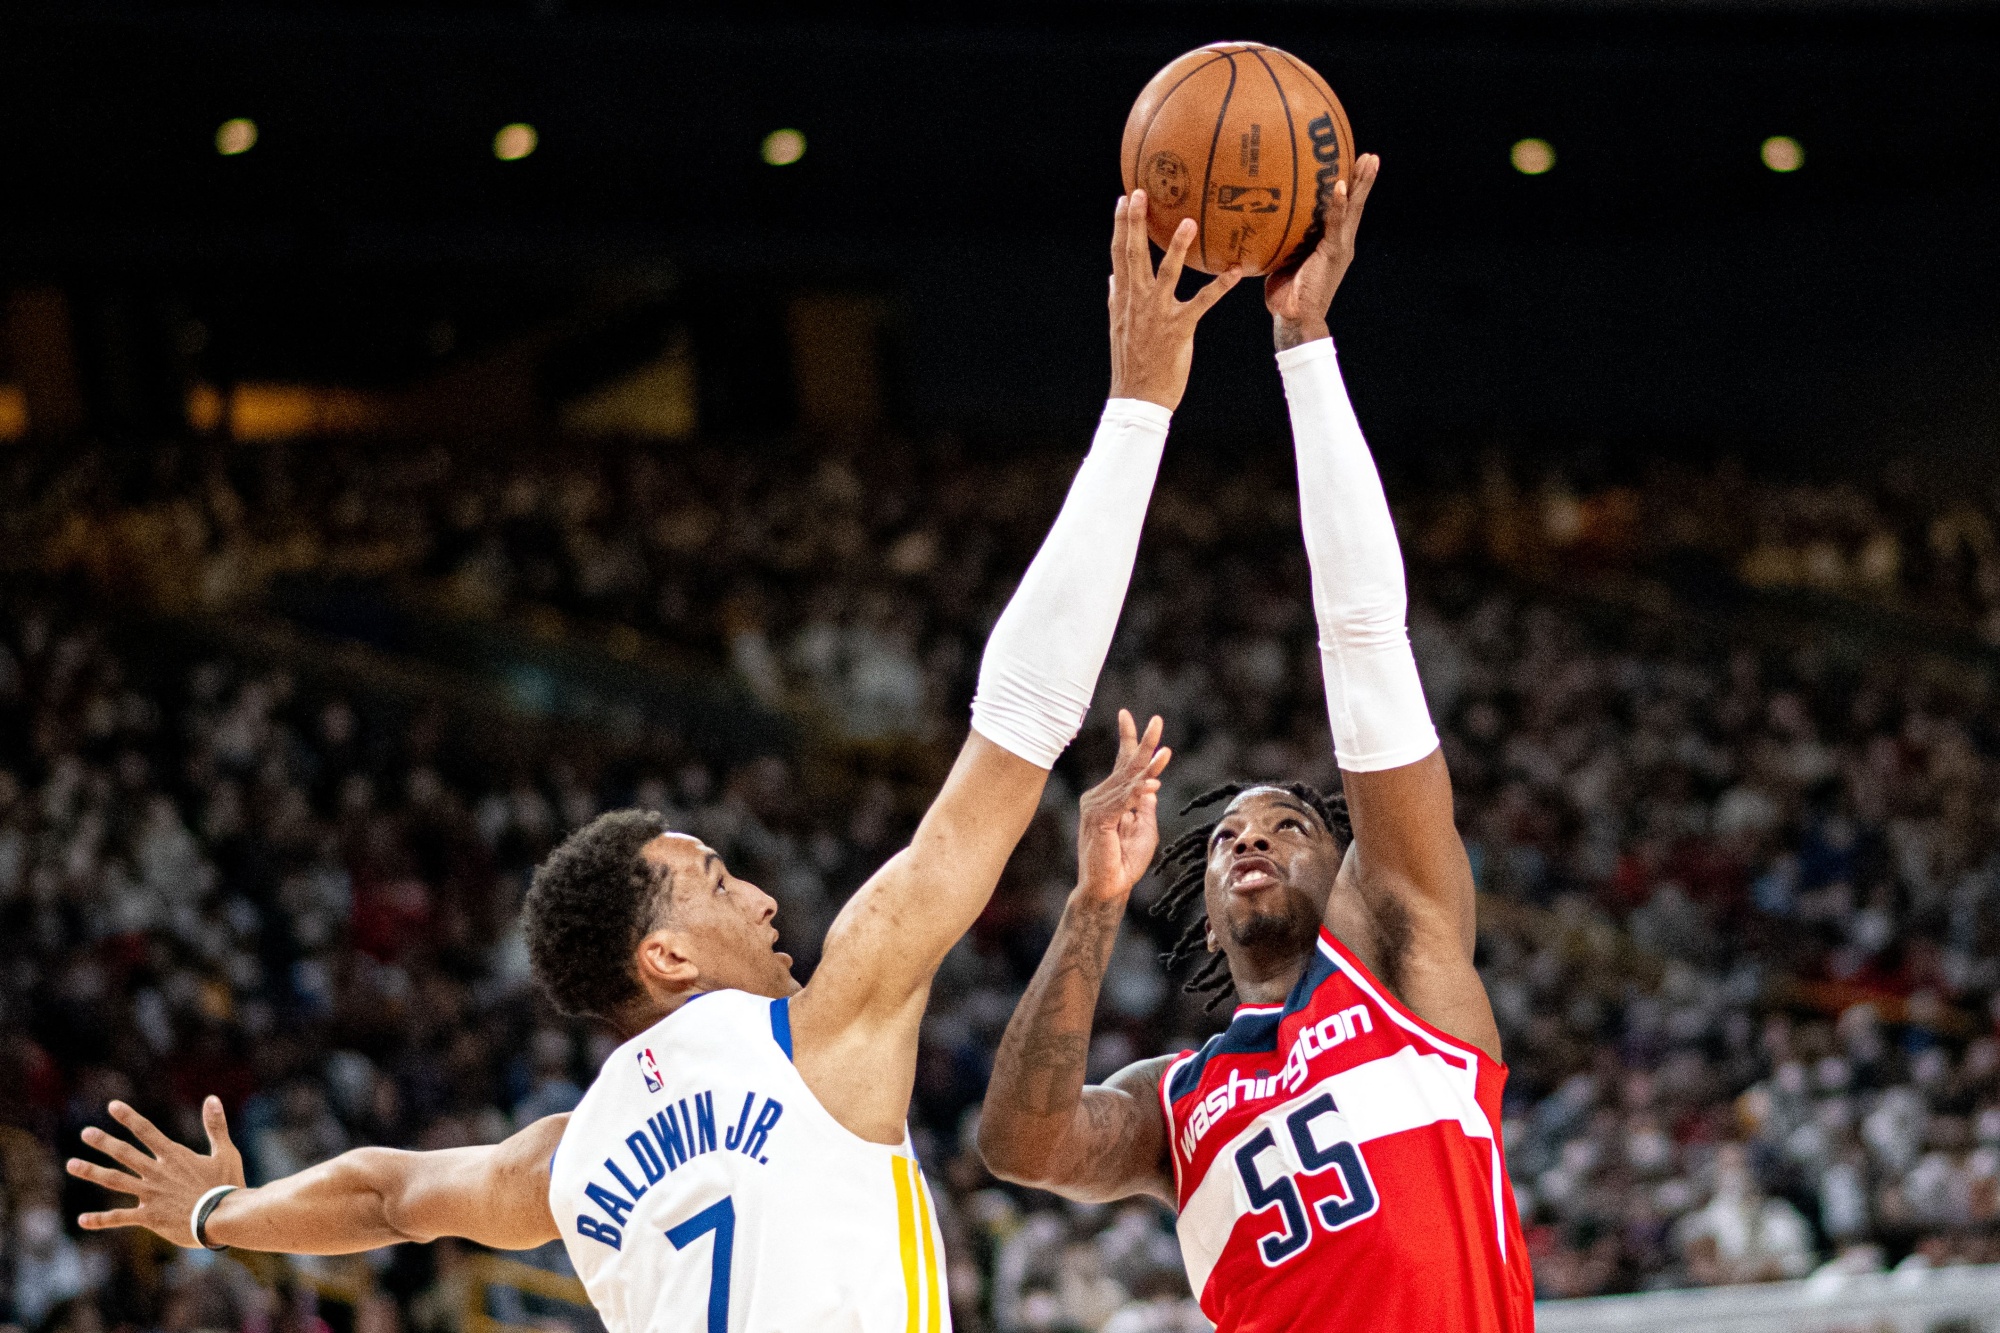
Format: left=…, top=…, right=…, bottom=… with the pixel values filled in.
left=1120, top=42, right=1356, bottom=276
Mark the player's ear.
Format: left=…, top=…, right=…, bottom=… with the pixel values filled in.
left=634, top=927, right=701, bottom=993
left=1204, top=918, right=1220, bottom=953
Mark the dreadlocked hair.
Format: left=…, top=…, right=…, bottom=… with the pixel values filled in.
left=1147, top=782, right=1352, bottom=1011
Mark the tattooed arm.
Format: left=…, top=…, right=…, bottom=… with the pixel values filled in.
left=977, top=720, right=1177, bottom=1205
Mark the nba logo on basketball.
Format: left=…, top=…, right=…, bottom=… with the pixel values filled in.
left=638, top=1048, right=663, bottom=1093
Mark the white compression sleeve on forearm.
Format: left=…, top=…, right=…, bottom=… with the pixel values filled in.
left=1279, top=338, right=1439, bottom=773
left=970, top=398, right=1171, bottom=769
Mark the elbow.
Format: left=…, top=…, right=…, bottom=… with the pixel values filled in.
left=346, top=1147, right=430, bottom=1244
left=978, top=1148, right=1047, bottom=1191
left=973, top=1114, right=1055, bottom=1190
left=971, top=1113, right=1014, bottom=1177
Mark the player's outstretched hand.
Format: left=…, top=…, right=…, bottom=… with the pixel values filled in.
left=1266, top=152, right=1381, bottom=350
left=1107, top=191, right=1241, bottom=411
left=66, top=1096, right=246, bottom=1246
left=1076, top=709, right=1171, bottom=902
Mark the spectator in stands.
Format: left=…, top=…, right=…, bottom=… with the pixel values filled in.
left=6, top=430, right=2000, bottom=1330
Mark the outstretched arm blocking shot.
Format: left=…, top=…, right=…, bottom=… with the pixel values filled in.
left=69, top=188, right=1243, bottom=1266
left=788, top=190, right=1239, bottom=1142
left=67, top=1098, right=565, bottom=1254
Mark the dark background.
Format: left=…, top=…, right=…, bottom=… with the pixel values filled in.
left=3, top=1, right=1997, bottom=462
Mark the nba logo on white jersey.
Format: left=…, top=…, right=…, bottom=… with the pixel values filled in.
left=554, top=991, right=951, bottom=1333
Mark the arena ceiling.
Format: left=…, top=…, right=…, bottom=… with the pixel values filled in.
left=2, top=3, right=1995, bottom=452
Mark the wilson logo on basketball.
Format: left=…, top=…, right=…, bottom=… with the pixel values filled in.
left=1308, top=114, right=1344, bottom=207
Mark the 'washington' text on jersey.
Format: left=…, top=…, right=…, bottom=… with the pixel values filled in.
left=1177, top=1001, right=1375, bottom=1160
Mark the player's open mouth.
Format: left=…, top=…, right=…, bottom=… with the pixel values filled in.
left=1228, top=857, right=1282, bottom=893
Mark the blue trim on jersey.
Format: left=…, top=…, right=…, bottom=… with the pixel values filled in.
left=1216, top=1007, right=1285, bottom=1056
left=1281, top=945, right=1342, bottom=1018
left=769, top=997, right=793, bottom=1060
left=1167, top=1034, right=1222, bottom=1102
left=1166, top=1006, right=1287, bottom=1103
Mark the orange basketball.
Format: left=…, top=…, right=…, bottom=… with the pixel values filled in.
left=1120, top=42, right=1356, bottom=276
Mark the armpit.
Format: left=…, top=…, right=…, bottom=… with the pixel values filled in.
left=1366, top=891, right=1415, bottom=995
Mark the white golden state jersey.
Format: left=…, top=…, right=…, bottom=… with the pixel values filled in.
left=550, top=990, right=951, bottom=1333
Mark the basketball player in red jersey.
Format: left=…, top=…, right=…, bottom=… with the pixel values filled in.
left=979, top=155, right=1535, bottom=1332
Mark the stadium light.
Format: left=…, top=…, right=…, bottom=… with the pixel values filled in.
left=1761, top=135, right=1804, bottom=173
left=215, top=118, right=258, bottom=156
left=0, top=384, right=26, bottom=441
left=494, top=123, right=539, bottom=161
left=1511, top=138, right=1555, bottom=176
left=762, top=128, right=807, bottom=166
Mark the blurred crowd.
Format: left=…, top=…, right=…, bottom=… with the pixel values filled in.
left=2, top=427, right=1999, bottom=1333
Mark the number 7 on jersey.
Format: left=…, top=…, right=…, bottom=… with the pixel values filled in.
left=666, top=1197, right=735, bottom=1333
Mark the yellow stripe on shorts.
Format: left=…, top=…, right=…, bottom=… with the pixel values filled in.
left=914, top=1164, right=942, bottom=1333
left=893, top=1156, right=921, bottom=1332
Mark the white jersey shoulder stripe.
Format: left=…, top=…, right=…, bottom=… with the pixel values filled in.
left=1316, top=936, right=1476, bottom=1070
left=1160, top=1048, right=1202, bottom=1198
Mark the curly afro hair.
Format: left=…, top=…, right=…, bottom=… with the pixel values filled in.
left=523, top=809, right=672, bottom=1024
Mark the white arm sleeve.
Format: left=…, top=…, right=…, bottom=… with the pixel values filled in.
left=970, top=398, right=1170, bottom=769
left=1278, top=338, right=1440, bottom=773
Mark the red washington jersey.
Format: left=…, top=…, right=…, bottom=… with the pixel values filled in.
left=1160, top=927, right=1534, bottom=1332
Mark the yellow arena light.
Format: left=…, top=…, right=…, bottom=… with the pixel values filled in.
left=0, top=384, right=27, bottom=440
left=494, top=123, right=539, bottom=162
left=1511, top=138, right=1555, bottom=176
left=762, top=129, right=807, bottom=166
left=215, top=118, right=258, bottom=156
left=1761, top=135, right=1804, bottom=173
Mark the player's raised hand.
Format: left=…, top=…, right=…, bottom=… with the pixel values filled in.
left=1107, top=190, right=1242, bottom=411
left=1076, top=710, right=1171, bottom=901
left=66, top=1096, right=245, bottom=1246
left=1266, top=152, right=1381, bottom=350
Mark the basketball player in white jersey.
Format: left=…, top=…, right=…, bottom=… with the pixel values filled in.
left=64, top=194, right=1238, bottom=1333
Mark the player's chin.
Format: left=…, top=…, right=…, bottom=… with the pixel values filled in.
left=773, top=954, right=802, bottom=994
left=1226, top=902, right=1313, bottom=950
